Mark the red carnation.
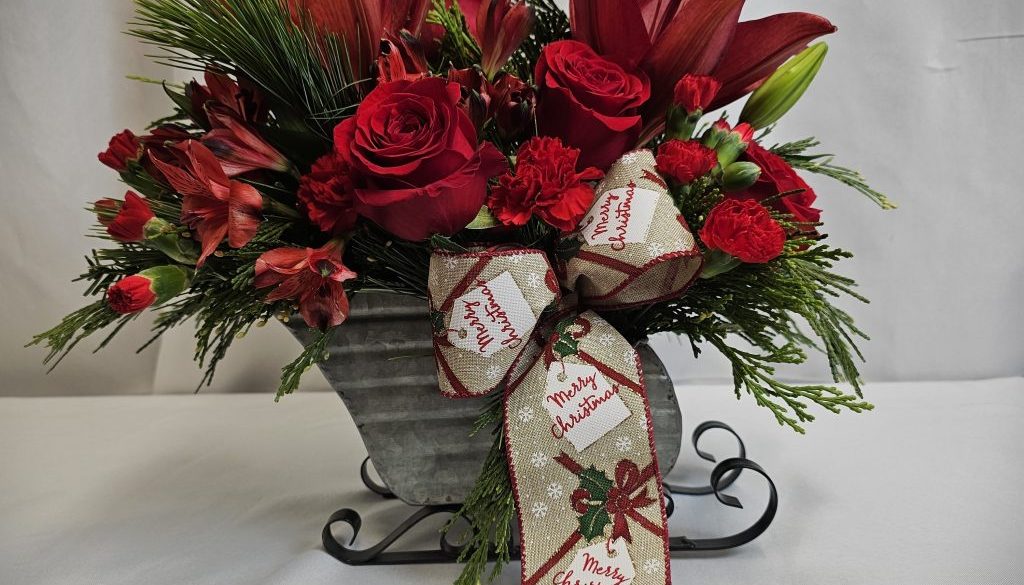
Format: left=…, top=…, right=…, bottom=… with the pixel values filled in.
left=737, top=141, right=821, bottom=231
left=297, top=152, right=358, bottom=235
left=488, top=137, right=603, bottom=232
left=655, top=140, right=719, bottom=184
left=107, top=275, right=157, bottom=314
left=673, top=74, right=722, bottom=113
left=254, top=240, right=357, bottom=330
left=98, top=130, right=142, bottom=172
left=106, top=192, right=155, bottom=243
left=699, top=198, right=785, bottom=264
left=94, top=198, right=120, bottom=227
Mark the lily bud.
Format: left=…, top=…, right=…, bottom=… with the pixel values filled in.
left=721, top=162, right=762, bottom=192
left=703, top=121, right=754, bottom=167
left=741, top=43, right=828, bottom=129
left=106, top=265, right=192, bottom=314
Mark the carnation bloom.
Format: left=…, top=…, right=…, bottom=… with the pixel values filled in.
left=152, top=140, right=264, bottom=265
left=106, top=266, right=192, bottom=315
left=673, top=74, right=722, bottom=113
left=488, top=136, right=603, bottom=232
left=98, top=130, right=142, bottom=172
left=699, top=198, right=785, bottom=263
left=254, top=240, right=358, bottom=330
left=297, top=152, right=358, bottom=235
left=202, top=105, right=291, bottom=176
left=655, top=140, right=718, bottom=184
left=106, top=191, right=156, bottom=243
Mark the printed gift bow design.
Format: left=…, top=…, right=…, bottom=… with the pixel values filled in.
left=426, top=150, right=696, bottom=584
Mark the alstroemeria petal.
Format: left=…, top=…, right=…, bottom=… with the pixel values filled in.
left=569, top=0, right=650, bottom=69
left=226, top=182, right=264, bottom=249
left=709, top=12, right=837, bottom=110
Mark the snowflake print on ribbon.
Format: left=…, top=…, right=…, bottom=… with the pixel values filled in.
left=444, top=256, right=459, bottom=270
left=530, top=451, right=548, bottom=468
left=531, top=501, right=549, bottom=519
left=643, top=559, right=662, bottom=575
left=647, top=242, right=665, bottom=257
left=546, top=482, right=564, bottom=499
left=615, top=436, right=633, bottom=453
left=598, top=333, right=615, bottom=347
left=525, top=272, right=542, bottom=288
left=518, top=406, right=535, bottom=424
left=486, top=364, right=503, bottom=381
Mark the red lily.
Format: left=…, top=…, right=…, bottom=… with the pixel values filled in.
left=473, top=0, right=536, bottom=78
left=254, top=240, right=357, bottom=330
left=569, top=0, right=836, bottom=138
left=202, top=104, right=291, bottom=176
left=152, top=141, right=263, bottom=266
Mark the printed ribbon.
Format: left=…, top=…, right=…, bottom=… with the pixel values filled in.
left=426, top=149, right=701, bottom=584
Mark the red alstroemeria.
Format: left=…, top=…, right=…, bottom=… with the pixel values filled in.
left=473, top=0, right=536, bottom=78
left=569, top=0, right=836, bottom=138
left=202, top=105, right=291, bottom=176
left=254, top=240, right=358, bottom=330
left=186, top=68, right=268, bottom=129
left=152, top=140, right=264, bottom=266
left=98, top=130, right=143, bottom=172
left=106, top=191, right=156, bottom=243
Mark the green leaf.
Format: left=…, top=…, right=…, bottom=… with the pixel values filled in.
left=578, top=465, right=613, bottom=502
left=577, top=506, right=611, bottom=541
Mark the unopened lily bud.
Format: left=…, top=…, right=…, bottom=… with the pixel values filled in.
left=703, top=121, right=754, bottom=167
left=741, top=43, right=828, bottom=129
left=721, top=162, right=762, bottom=192
left=106, top=265, right=192, bottom=314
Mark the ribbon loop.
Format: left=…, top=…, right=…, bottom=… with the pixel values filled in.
left=559, top=149, right=703, bottom=309
left=427, top=247, right=559, bottom=398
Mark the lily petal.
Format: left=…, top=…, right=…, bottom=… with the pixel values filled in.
left=570, top=0, right=650, bottom=68
left=709, top=12, right=837, bottom=110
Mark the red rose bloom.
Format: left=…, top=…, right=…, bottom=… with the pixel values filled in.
left=655, top=140, right=718, bottom=184
left=673, top=74, right=722, bottom=113
left=254, top=240, right=357, bottom=330
left=738, top=141, right=821, bottom=231
left=106, top=191, right=155, bottom=243
left=106, top=275, right=157, bottom=314
left=535, top=40, right=650, bottom=170
left=488, top=137, right=603, bottom=232
left=98, top=130, right=142, bottom=172
left=297, top=152, right=358, bottom=235
left=700, top=199, right=785, bottom=264
left=334, top=77, right=507, bottom=241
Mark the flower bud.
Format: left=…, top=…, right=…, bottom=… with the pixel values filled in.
left=105, top=192, right=155, bottom=243
left=98, top=130, right=143, bottom=172
left=665, top=75, right=722, bottom=141
left=702, top=121, right=754, bottom=167
left=106, top=265, right=192, bottom=314
left=740, top=43, right=828, bottom=129
left=721, top=162, right=762, bottom=192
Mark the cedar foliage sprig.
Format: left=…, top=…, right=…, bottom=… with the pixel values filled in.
left=772, top=137, right=897, bottom=210
left=506, top=0, right=571, bottom=82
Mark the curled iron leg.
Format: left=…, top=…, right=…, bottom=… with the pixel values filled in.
left=360, top=457, right=396, bottom=499
left=664, top=421, right=746, bottom=496
left=322, top=504, right=464, bottom=565
left=669, top=457, right=778, bottom=552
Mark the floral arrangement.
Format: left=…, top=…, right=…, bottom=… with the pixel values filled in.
left=33, top=1, right=893, bottom=583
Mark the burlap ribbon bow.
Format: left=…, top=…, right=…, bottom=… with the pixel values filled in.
left=426, top=150, right=702, bottom=585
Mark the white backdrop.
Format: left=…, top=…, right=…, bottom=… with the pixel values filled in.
left=1, top=0, right=1022, bottom=396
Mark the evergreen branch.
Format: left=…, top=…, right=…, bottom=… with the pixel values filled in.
left=506, top=0, right=570, bottom=82
left=427, top=0, right=482, bottom=71
left=276, top=325, right=334, bottom=400
left=772, top=138, right=897, bottom=209
left=445, top=397, right=516, bottom=585
left=27, top=301, right=129, bottom=370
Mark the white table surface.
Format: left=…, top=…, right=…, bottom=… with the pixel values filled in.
left=3, top=378, right=1023, bottom=585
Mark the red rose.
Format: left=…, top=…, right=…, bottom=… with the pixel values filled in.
left=738, top=141, right=821, bottom=230
left=655, top=140, right=718, bottom=185
left=254, top=240, right=357, bottom=330
left=107, top=275, right=157, bottom=314
left=535, top=40, right=650, bottom=170
left=106, top=191, right=155, bottom=243
left=98, top=130, right=142, bottom=172
left=673, top=74, right=722, bottom=113
left=699, top=198, right=785, bottom=264
left=297, top=152, right=358, bottom=235
left=488, top=137, right=603, bottom=232
left=334, top=77, right=507, bottom=241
